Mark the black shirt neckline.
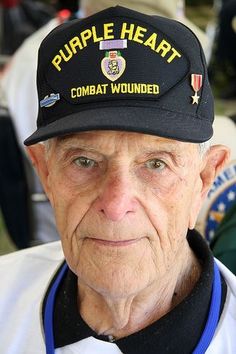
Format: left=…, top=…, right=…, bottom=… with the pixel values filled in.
left=43, top=229, right=227, bottom=353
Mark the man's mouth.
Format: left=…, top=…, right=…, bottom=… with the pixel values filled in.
left=86, top=237, right=142, bottom=247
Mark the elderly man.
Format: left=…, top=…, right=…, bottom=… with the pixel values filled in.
left=0, top=6, right=235, bottom=354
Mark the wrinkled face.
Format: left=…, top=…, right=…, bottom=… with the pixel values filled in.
left=41, top=131, right=205, bottom=298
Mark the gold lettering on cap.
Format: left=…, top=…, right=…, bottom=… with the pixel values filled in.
left=71, top=84, right=108, bottom=97
left=156, top=39, right=171, bottom=57
left=69, top=36, right=83, bottom=53
left=51, top=22, right=182, bottom=72
left=92, top=26, right=103, bottom=42
left=143, top=33, right=158, bottom=50
left=80, top=29, right=92, bottom=47
left=133, top=26, right=147, bottom=44
left=103, top=23, right=114, bottom=40
left=59, top=44, right=73, bottom=61
left=120, top=23, right=135, bottom=40
left=167, top=48, right=181, bottom=63
left=110, top=83, right=159, bottom=94
left=52, top=55, right=62, bottom=71
left=70, top=83, right=159, bottom=98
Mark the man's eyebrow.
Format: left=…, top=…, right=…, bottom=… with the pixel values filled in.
left=141, top=140, right=191, bottom=154
left=141, top=140, right=197, bottom=165
left=55, top=136, right=99, bottom=151
left=55, top=144, right=100, bottom=162
left=56, top=136, right=115, bottom=161
left=54, top=136, right=194, bottom=162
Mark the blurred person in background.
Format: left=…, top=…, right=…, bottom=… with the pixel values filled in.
left=0, top=0, right=54, bottom=249
left=0, top=0, right=54, bottom=55
left=208, top=0, right=236, bottom=99
left=0, top=105, right=33, bottom=249
left=0, top=0, right=79, bottom=248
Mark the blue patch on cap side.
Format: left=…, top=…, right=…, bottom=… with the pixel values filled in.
left=40, top=93, right=60, bottom=108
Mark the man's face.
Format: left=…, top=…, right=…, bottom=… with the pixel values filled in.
left=33, top=131, right=208, bottom=297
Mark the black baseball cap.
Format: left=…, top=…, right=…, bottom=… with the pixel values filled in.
left=24, top=6, right=214, bottom=146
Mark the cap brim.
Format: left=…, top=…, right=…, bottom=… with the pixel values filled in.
left=24, top=105, right=212, bottom=145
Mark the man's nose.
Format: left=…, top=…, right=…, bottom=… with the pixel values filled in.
left=94, top=171, right=138, bottom=222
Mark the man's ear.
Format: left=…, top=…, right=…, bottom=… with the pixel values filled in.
left=26, top=144, right=52, bottom=200
left=200, top=144, right=230, bottom=200
left=188, top=144, right=230, bottom=229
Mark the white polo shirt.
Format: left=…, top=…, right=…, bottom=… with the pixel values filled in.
left=0, top=240, right=236, bottom=354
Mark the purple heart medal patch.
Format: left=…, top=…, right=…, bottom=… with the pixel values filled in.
left=100, top=39, right=127, bottom=81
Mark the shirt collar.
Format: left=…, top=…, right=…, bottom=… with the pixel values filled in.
left=43, top=229, right=227, bottom=353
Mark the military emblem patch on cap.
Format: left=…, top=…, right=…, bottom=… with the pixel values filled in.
left=100, top=39, right=127, bottom=81
left=191, top=74, right=203, bottom=105
left=40, top=93, right=60, bottom=108
left=24, top=6, right=214, bottom=146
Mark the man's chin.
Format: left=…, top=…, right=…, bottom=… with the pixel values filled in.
left=79, top=264, right=153, bottom=300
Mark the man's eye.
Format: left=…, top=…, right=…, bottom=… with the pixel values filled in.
left=145, top=159, right=166, bottom=171
left=74, top=157, right=97, bottom=168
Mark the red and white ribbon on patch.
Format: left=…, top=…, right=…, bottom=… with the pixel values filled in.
left=191, top=74, right=202, bottom=93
